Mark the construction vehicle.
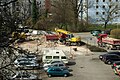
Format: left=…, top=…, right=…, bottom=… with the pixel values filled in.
left=11, top=28, right=27, bottom=42
left=55, top=28, right=81, bottom=46
left=97, top=34, right=120, bottom=50
left=44, top=31, right=59, bottom=40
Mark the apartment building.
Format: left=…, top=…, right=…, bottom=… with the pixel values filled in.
left=86, top=0, right=120, bottom=24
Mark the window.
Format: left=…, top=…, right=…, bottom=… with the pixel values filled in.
left=53, top=56, right=59, bottom=59
left=96, top=0, right=99, bottom=2
left=115, top=12, right=118, bottom=14
left=96, top=12, right=99, bottom=15
left=61, top=56, right=67, bottom=59
left=46, top=56, right=52, bottom=59
left=53, top=64, right=58, bottom=67
left=103, top=5, right=105, bottom=8
left=56, top=52, right=59, bottom=54
left=103, top=0, right=105, bottom=2
left=109, top=5, right=111, bottom=8
left=116, top=0, right=118, bottom=2
left=59, top=64, right=64, bottom=67
left=96, top=5, right=99, bottom=8
left=55, top=68, right=62, bottom=71
left=103, top=12, right=105, bottom=15
left=115, top=5, right=118, bottom=8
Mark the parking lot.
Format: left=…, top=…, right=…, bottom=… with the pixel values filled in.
left=14, top=39, right=119, bottom=80
left=37, top=52, right=119, bottom=80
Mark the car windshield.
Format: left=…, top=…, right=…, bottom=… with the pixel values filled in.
left=17, top=58, right=32, bottom=62
left=19, top=62, right=34, bottom=65
left=59, top=64, right=64, bottom=67
left=51, top=61, right=62, bottom=64
left=22, top=55, right=36, bottom=59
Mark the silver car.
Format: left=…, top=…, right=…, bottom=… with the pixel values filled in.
left=15, top=61, right=39, bottom=69
left=10, top=71, right=38, bottom=80
left=21, top=54, right=37, bottom=60
left=44, top=62, right=68, bottom=71
left=14, top=57, right=36, bottom=64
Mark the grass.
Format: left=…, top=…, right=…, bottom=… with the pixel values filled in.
left=86, top=45, right=107, bottom=52
left=88, top=24, right=120, bottom=31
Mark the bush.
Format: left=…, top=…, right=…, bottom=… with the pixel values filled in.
left=110, top=29, right=120, bottom=39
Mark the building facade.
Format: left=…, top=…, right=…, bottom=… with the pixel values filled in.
left=85, top=0, right=120, bottom=24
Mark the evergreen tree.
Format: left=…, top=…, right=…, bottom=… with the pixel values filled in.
left=32, top=0, right=38, bottom=25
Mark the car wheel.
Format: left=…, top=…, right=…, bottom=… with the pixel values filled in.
left=107, top=61, right=111, bottom=65
left=64, top=74, right=68, bottom=77
left=48, top=74, right=52, bottom=77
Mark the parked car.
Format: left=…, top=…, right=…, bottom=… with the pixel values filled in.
left=47, top=67, right=70, bottom=77
left=43, top=60, right=64, bottom=67
left=102, top=54, right=120, bottom=64
left=9, top=71, right=38, bottom=80
left=44, top=62, right=68, bottom=71
left=42, top=49, right=68, bottom=64
left=111, top=61, right=120, bottom=69
left=21, top=54, right=37, bottom=60
left=113, top=66, right=120, bottom=75
left=15, top=61, right=39, bottom=69
left=99, top=52, right=120, bottom=61
left=91, top=30, right=102, bottom=36
left=14, top=57, right=36, bottom=64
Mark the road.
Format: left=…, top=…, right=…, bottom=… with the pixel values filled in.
left=74, top=32, right=98, bottom=46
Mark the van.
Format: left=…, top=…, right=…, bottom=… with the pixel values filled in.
left=42, top=49, right=68, bottom=64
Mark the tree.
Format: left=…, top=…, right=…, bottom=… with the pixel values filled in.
left=31, top=0, right=38, bottom=25
left=69, top=0, right=83, bottom=29
left=51, top=0, right=74, bottom=30
left=99, top=2, right=120, bottom=29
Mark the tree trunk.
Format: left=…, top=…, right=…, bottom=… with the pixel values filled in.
left=104, top=21, right=108, bottom=29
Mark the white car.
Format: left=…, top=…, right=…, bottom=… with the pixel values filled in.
left=10, top=71, right=38, bottom=80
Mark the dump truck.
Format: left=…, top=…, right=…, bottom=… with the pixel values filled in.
left=97, top=34, right=120, bottom=50
left=44, top=31, right=59, bottom=40
left=55, top=28, right=81, bottom=46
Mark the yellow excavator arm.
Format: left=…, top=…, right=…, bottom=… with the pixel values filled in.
left=55, top=28, right=81, bottom=42
left=55, top=28, right=71, bottom=35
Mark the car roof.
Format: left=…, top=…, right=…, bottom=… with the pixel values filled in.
left=105, top=54, right=119, bottom=57
left=108, top=52, right=120, bottom=54
left=52, top=62, right=64, bottom=65
left=49, top=66, right=61, bottom=69
left=113, top=61, right=120, bottom=64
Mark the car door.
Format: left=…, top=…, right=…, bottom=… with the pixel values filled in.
left=54, top=68, right=63, bottom=76
left=112, top=55, right=120, bottom=61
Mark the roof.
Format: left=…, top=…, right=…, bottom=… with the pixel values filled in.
left=43, top=49, right=66, bottom=56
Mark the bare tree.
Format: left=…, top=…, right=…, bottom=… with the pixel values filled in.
left=51, top=0, right=73, bottom=30
left=99, top=2, right=120, bottom=29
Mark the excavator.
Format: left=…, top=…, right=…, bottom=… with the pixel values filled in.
left=55, top=28, right=81, bottom=46
left=11, top=28, right=27, bottom=42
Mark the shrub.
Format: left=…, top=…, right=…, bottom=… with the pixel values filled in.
left=110, top=29, right=120, bottom=39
